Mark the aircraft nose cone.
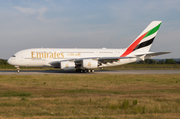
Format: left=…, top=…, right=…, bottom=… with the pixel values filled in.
left=7, top=57, right=14, bottom=65
left=7, top=58, right=11, bottom=65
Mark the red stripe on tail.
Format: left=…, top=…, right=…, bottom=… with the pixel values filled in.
left=120, top=32, right=148, bottom=57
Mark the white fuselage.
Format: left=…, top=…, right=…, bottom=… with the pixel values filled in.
left=7, top=48, right=139, bottom=68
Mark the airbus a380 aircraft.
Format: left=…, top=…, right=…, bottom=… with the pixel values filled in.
left=8, top=21, right=170, bottom=73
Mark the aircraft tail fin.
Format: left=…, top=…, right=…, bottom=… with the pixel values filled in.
left=121, top=21, right=162, bottom=57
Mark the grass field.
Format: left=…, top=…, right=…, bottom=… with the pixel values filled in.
left=0, top=74, right=180, bottom=118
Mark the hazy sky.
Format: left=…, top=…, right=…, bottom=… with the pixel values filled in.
left=0, top=0, right=180, bottom=59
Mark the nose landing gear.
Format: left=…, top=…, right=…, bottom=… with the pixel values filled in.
left=15, top=66, right=20, bottom=73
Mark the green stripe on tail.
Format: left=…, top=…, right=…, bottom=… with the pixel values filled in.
left=144, top=23, right=161, bottom=39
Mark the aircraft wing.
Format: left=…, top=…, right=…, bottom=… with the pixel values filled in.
left=48, top=56, right=135, bottom=67
left=74, top=56, right=135, bottom=64
left=75, top=56, right=134, bottom=61
left=48, top=52, right=170, bottom=68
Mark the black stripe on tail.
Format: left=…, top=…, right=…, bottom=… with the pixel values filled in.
left=133, top=37, right=155, bottom=51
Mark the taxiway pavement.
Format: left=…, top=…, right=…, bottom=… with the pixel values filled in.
left=0, top=70, right=179, bottom=75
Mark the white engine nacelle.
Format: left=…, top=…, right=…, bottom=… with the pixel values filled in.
left=60, top=61, right=75, bottom=70
left=82, top=59, right=98, bottom=69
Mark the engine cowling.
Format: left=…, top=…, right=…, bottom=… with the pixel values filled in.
left=82, top=59, right=98, bottom=69
left=60, top=61, right=75, bottom=70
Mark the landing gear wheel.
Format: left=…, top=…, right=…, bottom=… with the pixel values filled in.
left=16, top=66, right=20, bottom=73
left=76, top=69, right=94, bottom=73
left=88, top=69, right=91, bottom=73
left=84, top=69, right=87, bottom=73
left=91, top=70, right=94, bottom=73
left=76, top=69, right=83, bottom=73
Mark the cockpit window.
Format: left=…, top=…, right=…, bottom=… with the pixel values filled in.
left=12, top=55, right=16, bottom=57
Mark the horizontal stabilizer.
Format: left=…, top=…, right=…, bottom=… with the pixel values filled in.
left=136, top=52, right=170, bottom=58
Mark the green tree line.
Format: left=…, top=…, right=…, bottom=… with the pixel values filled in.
left=138, top=59, right=180, bottom=64
left=0, top=59, right=8, bottom=65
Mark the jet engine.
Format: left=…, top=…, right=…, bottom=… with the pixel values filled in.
left=82, top=59, right=98, bottom=69
left=60, top=61, right=75, bottom=70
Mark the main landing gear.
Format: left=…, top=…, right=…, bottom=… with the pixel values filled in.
left=75, top=69, right=94, bottom=73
